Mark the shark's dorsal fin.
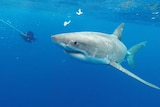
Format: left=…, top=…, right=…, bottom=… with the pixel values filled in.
left=112, top=23, right=124, bottom=40
left=109, top=61, right=160, bottom=90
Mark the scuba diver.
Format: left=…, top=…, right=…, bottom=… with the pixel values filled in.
left=20, top=31, right=36, bottom=43
left=0, top=19, right=36, bottom=43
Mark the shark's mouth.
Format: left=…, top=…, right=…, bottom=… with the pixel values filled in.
left=64, top=47, right=85, bottom=55
left=65, top=49, right=84, bottom=55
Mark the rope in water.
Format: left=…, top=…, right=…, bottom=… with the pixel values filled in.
left=0, top=19, right=25, bottom=36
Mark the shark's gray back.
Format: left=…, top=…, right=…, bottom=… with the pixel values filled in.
left=69, top=32, right=127, bottom=63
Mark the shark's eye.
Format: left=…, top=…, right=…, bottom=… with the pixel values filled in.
left=74, top=41, right=78, bottom=45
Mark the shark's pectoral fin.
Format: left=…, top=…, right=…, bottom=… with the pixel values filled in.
left=109, top=61, right=160, bottom=90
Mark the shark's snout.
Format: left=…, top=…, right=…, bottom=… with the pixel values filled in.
left=51, top=36, right=58, bottom=42
left=51, top=35, right=63, bottom=45
left=51, top=35, right=68, bottom=48
left=51, top=34, right=66, bottom=43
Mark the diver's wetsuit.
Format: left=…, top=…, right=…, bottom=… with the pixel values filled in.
left=20, top=31, right=36, bottom=43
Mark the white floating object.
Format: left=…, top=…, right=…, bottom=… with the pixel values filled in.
left=152, top=12, right=159, bottom=15
left=76, top=9, right=83, bottom=15
left=151, top=17, right=156, bottom=19
left=63, top=20, right=71, bottom=26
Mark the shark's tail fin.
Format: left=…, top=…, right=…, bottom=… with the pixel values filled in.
left=127, top=41, right=147, bottom=67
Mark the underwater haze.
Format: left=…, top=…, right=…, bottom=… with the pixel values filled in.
left=0, top=0, right=160, bottom=107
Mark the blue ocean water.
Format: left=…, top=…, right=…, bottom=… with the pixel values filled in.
left=0, top=0, right=160, bottom=107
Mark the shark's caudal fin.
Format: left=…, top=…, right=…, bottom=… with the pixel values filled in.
left=127, top=41, right=147, bottom=67
left=109, top=61, right=160, bottom=90
left=112, top=23, right=124, bottom=40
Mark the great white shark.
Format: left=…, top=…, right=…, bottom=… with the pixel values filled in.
left=51, top=23, right=160, bottom=90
